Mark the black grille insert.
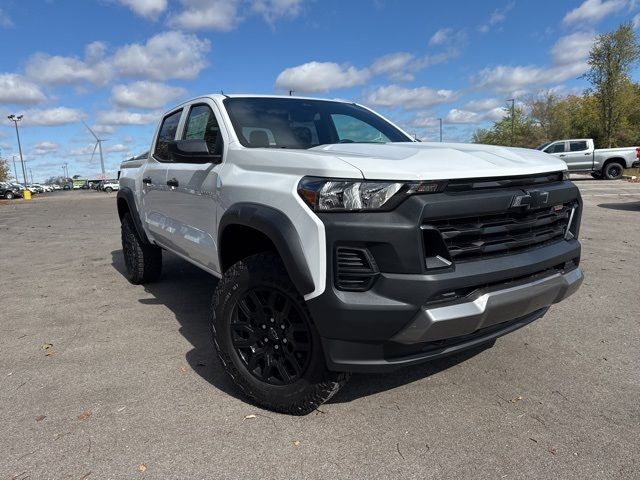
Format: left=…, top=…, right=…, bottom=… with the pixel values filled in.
left=426, top=202, right=577, bottom=261
left=335, top=247, right=379, bottom=291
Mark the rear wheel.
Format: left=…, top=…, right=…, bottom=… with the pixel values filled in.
left=105, top=187, right=113, bottom=193
left=121, top=212, right=162, bottom=284
left=212, top=253, right=349, bottom=415
left=603, top=162, right=624, bottom=180
left=4, top=191, right=14, bottom=199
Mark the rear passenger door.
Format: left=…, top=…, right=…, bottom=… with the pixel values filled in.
left=161, top=101, right=225, bottom=273
left=562, top=140, right=593, bottom=171
left=140, top=108, right=182, bottom=246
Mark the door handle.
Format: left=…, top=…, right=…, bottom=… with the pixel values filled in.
left=584, top=152, right=591, bottom=155
left=167, top=178, right=179, bottom=188
left=142, top=177, right=152, bottom=184
left=559, top=154, right=566, bottom=157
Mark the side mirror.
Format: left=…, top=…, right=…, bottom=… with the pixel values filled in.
left=168, top=139, right=222, bottom=164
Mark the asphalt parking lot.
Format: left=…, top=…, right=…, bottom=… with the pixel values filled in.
left=1, top=178, right=639, bottom=480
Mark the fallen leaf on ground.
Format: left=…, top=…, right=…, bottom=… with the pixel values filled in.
left=41, top=342, right=53, bottom=350
left=35, top=415, right=46, bottom=422
left=138, top=464, right=147, bottom=472
left=548, top=447, right=557, bottom=455
left=78, top=410, right=92, bottom=421
left=45, top=350, right=56, bottom=357
left=292, top=440, right=301, bottom=447
left=180, top=366, right=187, bottom=373
left=243, top=414, right=257, bottom=420
left=509, top=395, right=523, bottom=403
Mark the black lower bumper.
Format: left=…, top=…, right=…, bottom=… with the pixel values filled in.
left=632, top=161, right=640, bottom=168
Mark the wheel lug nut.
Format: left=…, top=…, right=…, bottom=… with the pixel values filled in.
left=270, top=318, right=274, bottom=323
left=283, top=339, right=287, bottom=344
left=262, top=325, right=266, bottom=329
left=280, top=324, right=285, bottom=330
left=274, top=345, right=279, bottom=350
left=264, top=338, right=268, bottom=342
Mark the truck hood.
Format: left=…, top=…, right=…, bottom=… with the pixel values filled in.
left=310, top=142, right=568, bottom=180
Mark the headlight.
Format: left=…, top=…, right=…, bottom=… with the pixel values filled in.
left=298, top=177, right=446, bottom=212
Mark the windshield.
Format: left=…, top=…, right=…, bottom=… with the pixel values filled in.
left=536, top=142, right=551, bottom=151
left=223, top=97, right=411, bottom=149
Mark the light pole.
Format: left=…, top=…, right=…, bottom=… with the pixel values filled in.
left=12, top=156, right=19, bottom=183
left=507, top=99, right=515, bottom=146
left=8, top=114, right=28, bottom=186
left=29, top=167, right=34, bottom=184
left=438, top=118, right=443, bottom=142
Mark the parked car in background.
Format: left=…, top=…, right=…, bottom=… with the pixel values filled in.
left=0, top=182, right=23, bottom=199
left=101, top=180, right=119, bottom=193
left=52, top=184, right=61, bottom=190
left=537, top=138, right=640, bottom=180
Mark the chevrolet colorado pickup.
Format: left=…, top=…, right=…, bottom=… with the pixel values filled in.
left=537, top=138, right=640, bottom=180
left=117, top=95, right=584, bottom=414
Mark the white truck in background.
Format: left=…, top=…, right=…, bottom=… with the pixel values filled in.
left=537, top=138, right=640, bottom=180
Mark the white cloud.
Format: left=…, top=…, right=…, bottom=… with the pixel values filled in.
left=169, top=0, right=241, bottom=31
left=251, top=0, right=303, bottom=24
left=462, top=98, right=502, bottom=112
left=118, top=0, right=167, bottom=20
left=370, top=52, right=417, bottom=81
left=275, top=62, right=371, bottom=93
left=112, top=31, right=210, bottom=80
left=550, top=31, right=596, bottom=65
left=96, top=110, right=161, bottom=125
left=478, top=2, right=515, bottom=33
left=364, top=85, right=458, bottom=109
left=105, top=143, right=129, bottom=153
left=112, top=81, right=187, bottom=109
left=633, top=12, right=640, bottom=28
left=25, top=42, right=112, bottom=86
left=563, top=0, right=626, bottom=25
left=0, top=74, right=47, bottom=104
left=0, top=8, right=13, bottom=28
left=21, top=107, right=86, bottom=126
left=32, top=141, right=59, bottom=155
left=429, top=28, right=452, bottom=46
left=92, top=124, right=116, bottom=136
left=473, top=31, right=594, bottom=94
left=444, top=107, right=508, bottom=124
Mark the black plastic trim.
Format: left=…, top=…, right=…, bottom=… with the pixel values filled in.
left=116, top=187, right=151, bottom=244
left=218, top=203, right=315, bottom=295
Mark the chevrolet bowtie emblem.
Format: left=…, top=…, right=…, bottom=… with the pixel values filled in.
left=511, top=190, right=549, bottom=209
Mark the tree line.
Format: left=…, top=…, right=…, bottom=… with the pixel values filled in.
left=474, top=23, right=640, bottom=149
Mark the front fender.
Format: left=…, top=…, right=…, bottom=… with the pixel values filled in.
left=219, top=203, right=315, bottom=295
left=117, top=187, right=151, bottom=244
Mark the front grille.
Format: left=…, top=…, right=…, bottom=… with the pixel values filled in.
left=335, top=247, right=378, bottom=291
left=426, top=202, right=576, bottom=261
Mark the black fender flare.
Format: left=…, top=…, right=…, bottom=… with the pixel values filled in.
left=219, top=203, right=315, bottom=295
left=116, top=187, right=151, bottom=244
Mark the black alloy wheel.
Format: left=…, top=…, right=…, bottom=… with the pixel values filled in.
left=231, top=287, right=311, bottom=385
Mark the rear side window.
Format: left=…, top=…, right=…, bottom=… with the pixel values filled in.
left=154, top=109, right=182, bottom=161
left=545, top=142, right=565, bottom=154
left=183, top=105, right=221, bottom=154
left=569, top=141, right=588, bottom=152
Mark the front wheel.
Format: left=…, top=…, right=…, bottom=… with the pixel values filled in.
left=211, top=253, right=349, bottom=415
left=105, top=187, right=113, bottom=193
left=4, top=192, right=14, bottom=199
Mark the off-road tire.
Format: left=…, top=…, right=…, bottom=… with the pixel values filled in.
left=212, top=252, right=349, bottom=415
left=603, top=162, right=624, bottom=180
left=121, top=212, right=162, bottom=284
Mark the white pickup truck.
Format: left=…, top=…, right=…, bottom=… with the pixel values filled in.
left=118, top=94, right=584, bottom=414
left=537, top=138, right=640, bottom=180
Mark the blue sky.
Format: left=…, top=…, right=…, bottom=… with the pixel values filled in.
left=1, top=0, right=640, bottom=182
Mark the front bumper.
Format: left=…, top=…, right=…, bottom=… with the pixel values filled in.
left=632, top=161, right=640, bottom=168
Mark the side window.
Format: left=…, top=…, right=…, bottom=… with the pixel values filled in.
left=331, top=114, right=391, bottom=143
left=545, top=142, right=565, bottom=154
left=154, top=110, right=182, bottom=161
left=569, top=141, right=588, bottom=152
left=183, top=104, right=221, bottom=154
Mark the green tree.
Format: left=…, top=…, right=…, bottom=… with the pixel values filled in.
left=583, top=23, right=640, bottom=147
left=472, top=105, right=540, bottom=147
left=0, top=158, right=10, bottom=182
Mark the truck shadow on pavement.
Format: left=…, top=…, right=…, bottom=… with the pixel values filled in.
left=111, top=249, right=488, bottom=408
left=598, top=201, right=640, bottom=211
